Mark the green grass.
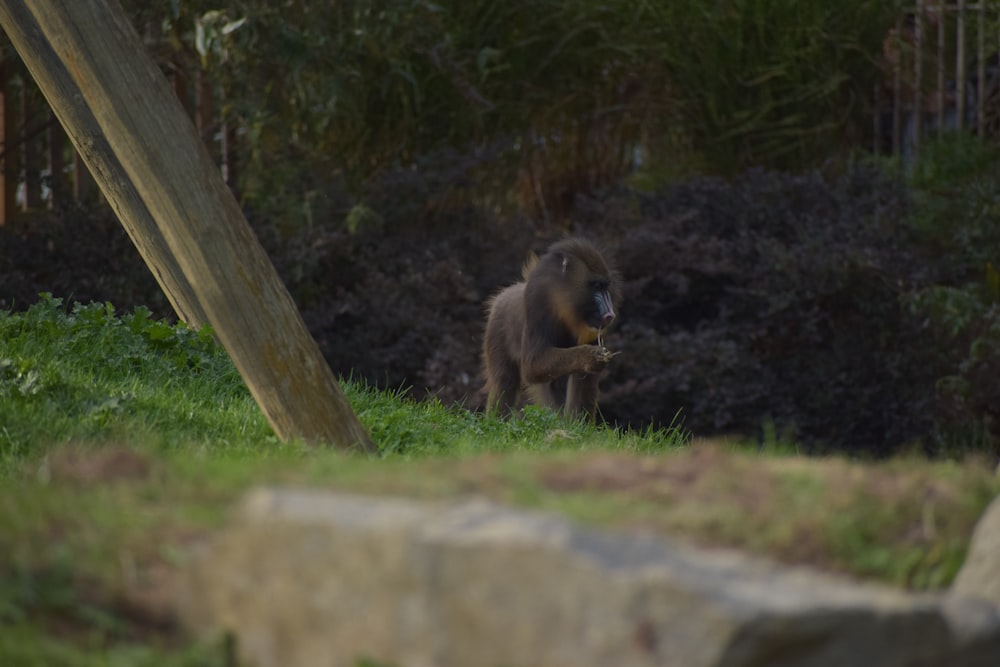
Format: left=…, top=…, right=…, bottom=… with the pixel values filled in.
left=0, top=295, right=272, bottom=468
left=0, top=295, right=996, bottom=666
left=0, top=294, right=682, bottom=467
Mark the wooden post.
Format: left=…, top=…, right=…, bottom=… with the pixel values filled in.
left=937, top=1, right=945, bottom=135
left=0, top=57, right=12, bottom=224
left=0, top=0, right=375, bottom=452
left=48, top=110, right=70, bottom=207
left=892, top=16, right=903, bottom=155
left=913, top=0, right=923, bottom=154
left=1, top=10, right=206, bottom=328
left=0, top=57, right=20, bottom=222
left=977, top=0, right=986, bottom=136
left=956, top=0, right=966, bottom=131
left=72, top=150, right=95, bottom=203
left=22, top=88, right=42, bottom=209
left=221, top=89, right=239, bottom=189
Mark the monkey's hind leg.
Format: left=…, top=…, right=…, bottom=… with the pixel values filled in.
left=526, top=381, right=561, bottom=412
left=565, top=372, right=600, bottom=420
left=485, top=356, right=522, bottom=417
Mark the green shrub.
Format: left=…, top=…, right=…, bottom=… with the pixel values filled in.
left=904, top=135, right=1000, bottom=454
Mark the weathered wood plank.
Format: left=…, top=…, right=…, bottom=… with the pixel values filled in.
left=0, top=5, right=207, bottom=326
left=0, top=0, right=375, bottom=452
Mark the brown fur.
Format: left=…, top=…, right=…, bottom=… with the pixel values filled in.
left=482, top=238, right=620, bottom=420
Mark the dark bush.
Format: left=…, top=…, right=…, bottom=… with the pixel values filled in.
left=0, top=208, right=168, bottom=317
left=575, top=167, right=941, bottom=456
left=249, top=151, right=550, bottom=405
left=3, top=156, right=996, bottom=457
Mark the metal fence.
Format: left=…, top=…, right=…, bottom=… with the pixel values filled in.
left=0, top=53, right=235, bottom=225
left=876, top=1, right=1000, bottom=159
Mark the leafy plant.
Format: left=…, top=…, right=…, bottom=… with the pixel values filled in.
left=648, top=0, right=895, bottom=174
left=0, top=295, right=267, bottom=471
left=898, top=133, right=1000, bottom=455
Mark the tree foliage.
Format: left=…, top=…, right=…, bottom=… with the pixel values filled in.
left=118, top=0, right=897, bottom=220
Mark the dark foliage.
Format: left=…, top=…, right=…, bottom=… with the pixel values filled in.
left=0, top=208, right=169, bottom=316
left=232, top=147, right=535, bottom=404
left=0, top=164, right=990, bottom=456
left=576, top=168, right=940, bottom=455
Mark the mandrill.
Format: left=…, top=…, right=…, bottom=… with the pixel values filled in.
left=482, top=237, right=620, bottom=420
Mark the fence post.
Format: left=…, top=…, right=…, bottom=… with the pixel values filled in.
left=0, top=58, right=9, bottom=223
left=957, top=0, right=967, bottom=130
left=937, top=1, right=945, bottom=135
left=913, top=0, right=923, bottom=154
left=892, top=15, right=903, bottom=155
left=0, top=58, right=19, bottom=222
left=48, top=110, right=71, bottom=206
left=977, top=0, right=986, bottom=136
left=21, top=88, right=42, bottom=209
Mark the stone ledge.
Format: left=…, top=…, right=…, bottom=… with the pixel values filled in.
left=180, top=489, right=1000, bottom=667
left=953, top=494, right=1000, bottom=608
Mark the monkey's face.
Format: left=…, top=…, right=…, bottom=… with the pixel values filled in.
left=551, top=245, right=618, bottom=334
left=582, top=278, right=616, bottom=331
left=534, top=239, right=620, bottom=346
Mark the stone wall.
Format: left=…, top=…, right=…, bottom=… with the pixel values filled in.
left=953, top=494, right=1000, bottom=608
left=180, top=489, right=1000, bottom=667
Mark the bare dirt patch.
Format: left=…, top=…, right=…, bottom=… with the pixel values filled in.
left=537, top=444, right=998, bottom=581
left=540, top=446, right=773, bottom=507
left=44, top=444, right=152, bottom=486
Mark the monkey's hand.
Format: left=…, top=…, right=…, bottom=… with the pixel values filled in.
left=580, top=345, right=618, bottom=374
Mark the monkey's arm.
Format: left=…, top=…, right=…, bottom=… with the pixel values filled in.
left=521, top=344, right=613, bottom=385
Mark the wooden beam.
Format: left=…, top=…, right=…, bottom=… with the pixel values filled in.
left=0, top=57, right=13, bottom=224
left=0, top=7, right=207, bottom=327
left=0, top=0, right=375, bottom=452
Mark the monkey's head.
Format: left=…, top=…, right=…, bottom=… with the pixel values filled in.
left=535, top=238, right=619, bottom=343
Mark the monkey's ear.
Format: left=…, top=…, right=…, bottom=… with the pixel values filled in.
left=521, top=252, right=540, bottom=280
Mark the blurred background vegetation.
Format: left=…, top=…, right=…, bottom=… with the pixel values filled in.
left=119, top=0, right=898, bottom=219
left=3, top=0, right=1000, bottom=458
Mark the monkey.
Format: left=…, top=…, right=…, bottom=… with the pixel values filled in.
left=482, top=237, right=620, bottom=420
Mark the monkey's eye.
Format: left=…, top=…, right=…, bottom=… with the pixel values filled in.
left=590, top=281, right=608, bottom=292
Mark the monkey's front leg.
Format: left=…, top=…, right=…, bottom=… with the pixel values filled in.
left=522, top=345, right=614, bottom=385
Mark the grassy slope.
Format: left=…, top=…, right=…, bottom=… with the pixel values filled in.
left=0, top=296, right=997, bottom=664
